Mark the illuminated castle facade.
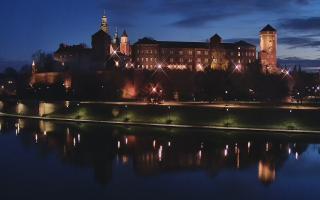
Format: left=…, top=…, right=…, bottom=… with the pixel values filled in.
left=31, top=12, right=279, bottom=89
left=52, top=13, right=278, bottom=73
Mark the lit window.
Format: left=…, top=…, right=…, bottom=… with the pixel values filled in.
left=205, top=51, right=208, bottom=55
left=238, top=52, right=241, bottom=57
left=205, top=58, right=209, bottom=63
left=197, top=51, right=201, bottom=55
left=188, top=58, right=192, bottom=63
left=146, top=58, right=149, bottom=62
left=197, top=58, right=201, bottom=62
left=179, top=51, right=183, bottom=55
left=188, top=51, right=193, bottom=55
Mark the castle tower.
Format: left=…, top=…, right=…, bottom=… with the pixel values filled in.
left=120, top=30, right=130, bottom=56
left=112, top=27, right=120, bottom=46
left=92, top=11, right=112, bottom=60
left=260, top=24, right=277, bottom=73
left=101, top=10, right=109, bottom=33
left=110, top=28, right=120, bottom=54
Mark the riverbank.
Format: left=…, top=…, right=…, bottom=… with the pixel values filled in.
left=0, top=100, right=320, bottom=134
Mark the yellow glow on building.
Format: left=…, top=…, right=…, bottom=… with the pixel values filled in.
left=16, top=103, right=27, bottom=115
left=39, top=102, right=57, bottom=117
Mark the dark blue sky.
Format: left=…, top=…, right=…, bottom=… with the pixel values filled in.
left=1, top=0, right=320, bottom=67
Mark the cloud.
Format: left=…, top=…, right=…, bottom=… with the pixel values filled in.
left=225, top=36, right=320, bottom=49
left=279, top=37, right=320, bottom=49
left=160, top=0, right=311, bottom=28
left=280, top=17, right=320, bottom=31
left=98, top=0, right=312, bottom=28
left=171, top=13, right=237, bottom=28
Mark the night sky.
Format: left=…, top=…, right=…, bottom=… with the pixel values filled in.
left=1, top=0, right=320, bottom=68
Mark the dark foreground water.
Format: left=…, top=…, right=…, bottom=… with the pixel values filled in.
left=1, top=118, right=320, bottom=200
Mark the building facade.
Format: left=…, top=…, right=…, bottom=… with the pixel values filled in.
left=132, top=35, right=256, bottom=71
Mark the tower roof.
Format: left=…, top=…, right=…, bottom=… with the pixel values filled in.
left=122, top=30, right=128, bottom=37
left=260, top=24, right=276, bottom=32
left=210, top=33, right=221, bottom=40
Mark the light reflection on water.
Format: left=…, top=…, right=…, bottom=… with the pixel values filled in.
left=1, top=118, right=320, bottom=200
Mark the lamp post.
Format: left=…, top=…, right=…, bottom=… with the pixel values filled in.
left=124, top=105, right=128, bottom=121
left=225, top=105, right=230, bottom=127
left=225, top=90, right=229, bottom=105
left=168, top=106, right=171, bottom=123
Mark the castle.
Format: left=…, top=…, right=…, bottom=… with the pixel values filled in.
left=30, top=12, right=278, bottom=88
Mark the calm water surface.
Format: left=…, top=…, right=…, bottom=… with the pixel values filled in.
left=1, top=117, right=320, bottom=200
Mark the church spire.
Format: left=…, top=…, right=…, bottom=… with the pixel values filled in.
left=100, top=10, right=109, bottom=33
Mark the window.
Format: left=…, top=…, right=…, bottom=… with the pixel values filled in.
left=238, top=52, right=241, bottom=57
left=188, top=50, right=193, bottom=55
left=188, top=58, right=193, bottom=63
left=180, top=58, right=184, bottom=63
left=146, top=58, right=149, bottom=62
left=151, top=58, right=153, bottom=62
left=170, top=58, right=174, bottom=63
left=170, top=50, right=174, bottom=54
left=137, top=58, right=140, bottom=61
left=205, top=58, right=209, bottom=63
left=196, top=51, right=201, bottom=55
left=205, top=51, right=208, bottom=55
left=142, top=58, right=144, bottom=61
left=179, top=51, right=183, bottom=55
left=197, top=58, right=201, bottom=62
left=238, top=47, right=241, bottom=50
